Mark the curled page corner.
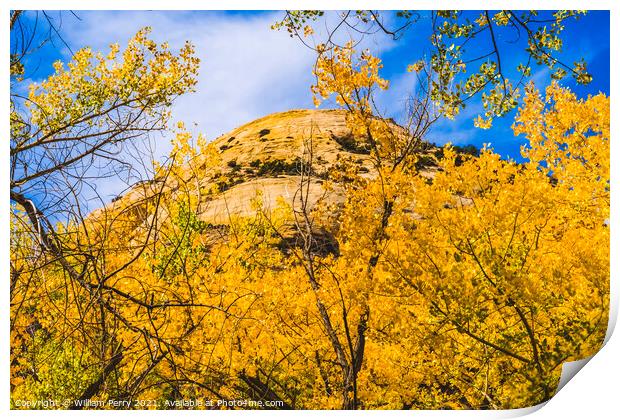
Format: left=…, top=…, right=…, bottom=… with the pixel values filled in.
left=553, top=288, right=619, bottom=391
left=498, top=355, right=599, bottom=418
left=543, top=299, right=617, bottom=410
left=553, top=305, right=615, bottom=395
left=556, top=356, right=594, bottom=393
left=603, top=294, right=618, bottom=346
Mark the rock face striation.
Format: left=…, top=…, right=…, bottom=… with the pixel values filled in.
left=197, top=109, right=362, bottom=224
left=94, top=109, right=438, bottom=229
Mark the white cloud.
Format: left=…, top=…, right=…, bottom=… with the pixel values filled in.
left=43, top=11, right=397, bottom=203
left=60, top=11, right=317, bottom=158
left=60, top=11, right=396, bottom=157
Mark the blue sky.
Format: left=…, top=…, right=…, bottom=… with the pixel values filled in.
left=373, top=10, right=610, bottom=159
left=13, top=10, right=610, bottom=200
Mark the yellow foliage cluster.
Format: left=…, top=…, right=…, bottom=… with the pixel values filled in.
left=27, top=27, right=199, bottom=138
left=10, top=35, right=609, bottom=410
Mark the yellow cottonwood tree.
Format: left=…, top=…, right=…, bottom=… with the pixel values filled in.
left=10, top=24, right=205, bottom=407
left=10, top=18, right=609, bottom=410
